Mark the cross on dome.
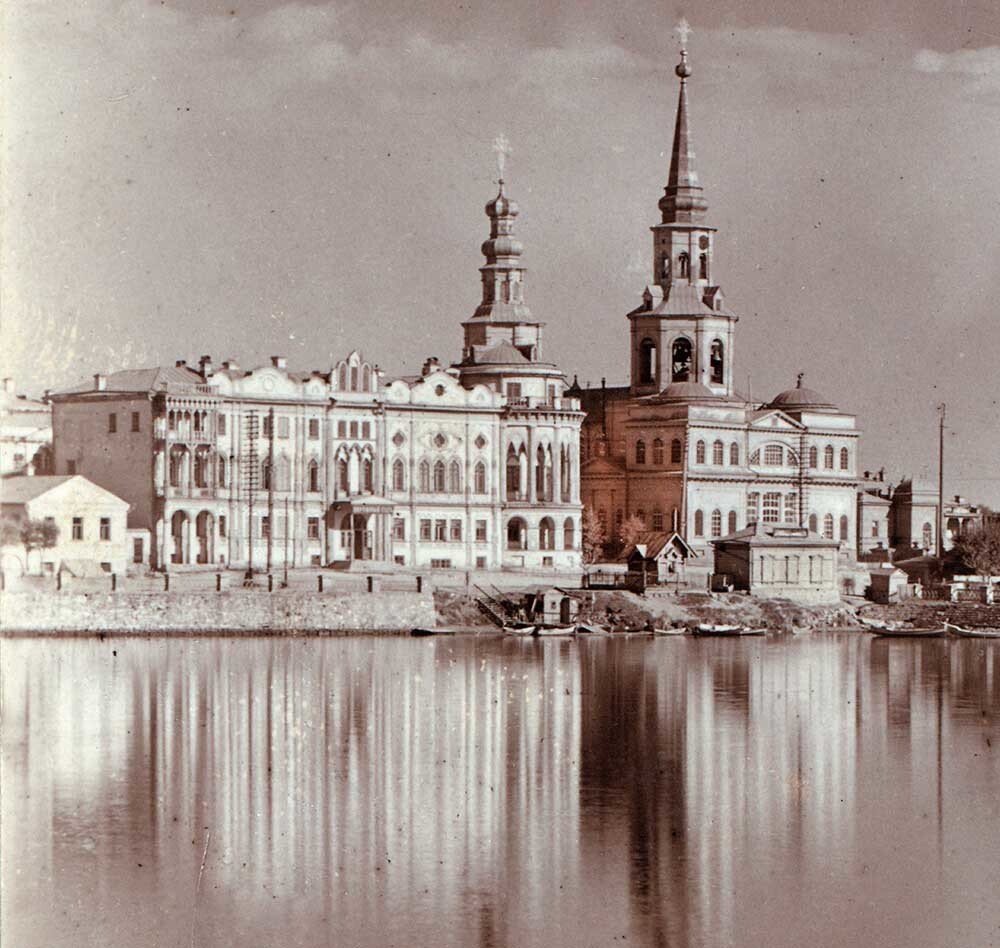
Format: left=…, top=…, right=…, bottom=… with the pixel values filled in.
left=492, top=134, right=511, bottom=182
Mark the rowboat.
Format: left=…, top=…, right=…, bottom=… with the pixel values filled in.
left=868, top=625, right=946, bottom=638
left=410, top=627, right=438, bottom=637
left=504, top=624, right=536, bottom=636
left=575, top=623, right=610, bottom=635
left=653, top=626, right=688, bottom=636
left=944, top=623, right=1000, bottom=639
left=533, top=624, right=577, bottom=637
left=694, top=624, right=766, bottom=637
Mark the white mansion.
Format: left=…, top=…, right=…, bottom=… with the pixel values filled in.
left=50, top=184, right=584, bottom=573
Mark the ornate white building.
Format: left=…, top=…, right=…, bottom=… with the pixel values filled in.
left=50, top=183, right=583, bottom=573
left=576, top=46, right=860, bottom=563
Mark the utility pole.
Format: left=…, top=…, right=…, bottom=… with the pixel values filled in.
left=283, top=495, right=290, bottom=588
left=266, top=407, right=275, bottom=573
left=244, top=410, right=259, bottom=584
left=937, top=403, right=946, bottom=559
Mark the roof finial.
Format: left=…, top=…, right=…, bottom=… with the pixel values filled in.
left=493, top=133, right=511, bottom=187
left=796, top=372, right=804, bottom=388
left=675, top=18, right=692, bottom=77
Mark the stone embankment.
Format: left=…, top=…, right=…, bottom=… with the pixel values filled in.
left=0, top=589, right=436, bottom=635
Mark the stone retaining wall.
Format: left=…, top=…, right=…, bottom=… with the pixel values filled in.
left=0, top=590, right=437, bottom=635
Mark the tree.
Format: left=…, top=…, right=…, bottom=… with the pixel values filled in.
left=21, top=519, right=59, bottom=557
left=581, top=507, right=606, bottom=565
left=619, top=515, right=647, bottom=550
left=0, top=519, right=21, bottom=546
left=952, top=522, right=1000, bottom=578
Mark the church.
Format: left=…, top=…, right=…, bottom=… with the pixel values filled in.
left=49, top=178, right=584, bottom=574
left=575, top=44, right=860, bottom=565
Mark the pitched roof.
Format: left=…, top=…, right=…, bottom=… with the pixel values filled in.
left=1, top=475, right=74, bottom=503
left=53, top=365, right=204, bottom=396
left=473, top=341, right=530, bottom=365
left=624, top=531, right=696, bottom=560
left=713, top=522, right=839, bottom=548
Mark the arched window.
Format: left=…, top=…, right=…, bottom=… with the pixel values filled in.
left=678, top=252, right=690, bottom=279
left=639, top=338, right=657, bottom=385
left=536, top=445, right=553, bottom=501
left=337, top=456, right=349, bottom=493
left=539, top=518, right=555, bottom=551
left=808, top=446, right=818, bottom=469
left=350, top=365, right=359, bottom=391
left=694, top=509, right=704, bottom=537
left=218, top=455, right=227, bottom=488
left=824, top=445, right=835, bottom=469
left=695, top=440, right=706, bottom=464
left=338, top=365, right=347, bottom=389
left=448, top=459, right=462, bottom=493
left=419, top=459, right=431, bottom=493
left=747, top=492, right=760, bottom=524
left=729, top=442, right=739, bottom=465
left=563, top=517, right=575, bottom=550
left=308, top=459, right=320, bottom=492
left=700, top=253, right=709, bottom=281
left=671, top=337, right=692, bottom=382
left=823, top=513, right=835, bottom=539
left=507, top=517, right=527, bottom=551
left=652, top=439, right=664, bottom=465
left=392, top=458, right=405, bottom=491
left=362, top=365, right=371, bottom=392
left=362, top=457, right=374, bottom=493
left=808, top=513, right=818, bottom=533
left=193, top=450, right=209, bottom=488
left=839, top=447, right=849, bottom=471
left=506, top=448, right=521, bottom=499
left=839, top=515, right=849, bottom=541
left=727, top=510, right=737, bottom=534
left=274, top=455, right=290, bottom=491
left=670, top=438, right=682, bottom=463
left=710, top=339, right=724, bottom=384
left=712, top=440, right=724, bottom=465
left=635, top=440, right=646, bottom=465
left=921, top=522, right=933, bottom=549
left=261, top=458, right=272, bottom=491
left=433, top=460, right=446, bottom=493
left=474, top=461, right=486, bottom=494
left=710, top=509, right=722, bottom=537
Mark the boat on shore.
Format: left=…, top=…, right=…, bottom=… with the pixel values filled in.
left=533, top=624, right=576, bottom=637
left=944, top=623, right=1000, bottom=639
left=410, top=627, right=439, bottom=637
left=868, top=625, right=946, bottom=638
left=694, top=623, right=766, bottom=637
left=503, top=623, right=536, bottom=636
left=653, top=626, right=688, bottom=636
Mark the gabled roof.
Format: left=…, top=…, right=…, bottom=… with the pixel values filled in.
left=748, top=408, right=805, bottom=430
left=580, top=454, right=628, bottom=476
left=713, top=521, right=839, bottom=548
left=1, top=475, right=74, bottom=503
left=624, top=531, right=697, bottom=560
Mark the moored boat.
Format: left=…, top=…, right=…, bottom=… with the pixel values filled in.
left=869, top=625, right=946, bottom=638
left=410, top=627, right=439, bottom=637
left=504, top=624, right=536, bottom=636
left=944, top=623, right=1000, bottom=639
left=533, top=624, right=576, bottom=637
left=694, top=624, right=766, bottom=636
left=653, top=626, right=688, bottom=636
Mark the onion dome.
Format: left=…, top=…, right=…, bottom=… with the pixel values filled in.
left=471, top=177, right=532, bottom=321
left=486, top=180, right=518, bottom=219
left=660, top=380, right=716, bottom=400
left=768, top=374, right=837, bottom=411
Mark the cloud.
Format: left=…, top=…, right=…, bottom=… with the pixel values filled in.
left=913, top=46, right=1000, bottom=94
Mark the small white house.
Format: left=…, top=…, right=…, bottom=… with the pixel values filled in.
left=1, top=475, right=130, bottom=576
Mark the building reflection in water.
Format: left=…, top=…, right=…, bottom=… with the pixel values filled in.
left=2, top=635, right=998, bottom=948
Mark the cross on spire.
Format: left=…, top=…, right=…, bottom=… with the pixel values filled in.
left=675, top=18, right=692, bottom=50
left=492, top=133, right=511, bottom=181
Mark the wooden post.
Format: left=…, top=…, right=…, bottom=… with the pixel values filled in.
left=164, top=573, right=169, bottom=592
left=268, top=573, right=274, bottom=593
left=216, top=573, right=222, bottom=592
left=111, top=573, right=117, bottom=592
left=416, top=575, right=422, bottom=593
left=317, top=574, right=324, bottom=593
left=366, top=575, right=374, bottom=593
left=56, top=571, right=62, bottom=591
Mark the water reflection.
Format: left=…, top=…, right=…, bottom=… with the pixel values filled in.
left=2, top=635, right=998, bottom=948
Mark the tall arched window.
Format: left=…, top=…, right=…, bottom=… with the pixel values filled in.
left=350, top=365, right=359, bottom=390
left=338, top=365, right=347, bottom=389
left=712, top=440, right=724, bottom=465
left=824, top=445, right=834, bottom=469
left=218, top=454, right=227, bottom=488
left=362, top=457, right=373, bottom=493
left=695, top=440, right=706, bottom=464
left=635, top=440, right=647, bottom=465
left=678, top=252, right=690, bottom=278
left=808, top=513, right=818, bottom=533
left=639, top=338, right=657, bottom=385
left=652, top=439, right=664, bottom=465
left=419, top=459, right=431, bottom=493
left=728, top=510, right=737, bottom=534
left=839, top=447, right=849, bottom=471
left=536, top=445, right=553, bottom=501
left=433, top=460, right=446, bottom=492
left=539, top=518, right=555, bottom=551
left=362, top=365, right=371, bottom=391
left=671, top=337, right=692, bottom=382
left=823, top=513, right=835, bottom=539
left=729, top=442, right=739, bottom=465
left=308, top=459, right=320, bottom=492
left=448, top=459, right=462, bottom=493
left=506, top=447, right=522, bottom=499
left=507, top=518, right=527, bottom=551
left=261, top=458, right=272, bottom=491
left=670, top=438, right=682, bottom=463
left=839, top=515, right=849, bottom=541
left=694, top=509, right=704, bottom=537
left=710, top=339, right=724, bottom=384
left=710, top=509, right=722, bottom=537
left=809, top=446, right=818, bottom=469
left=921, top=522, right=933, bottom=549
left=337, top=456, right=349, bottom=492
left=563, top=518, right=575, bottom=550
left=474, top=461, right=486, bottom=494
left=274, top=455, right=290, bottom=491
left=700, top=253, right=709, bottom=281
left=392, top=458, right=405, bottom=491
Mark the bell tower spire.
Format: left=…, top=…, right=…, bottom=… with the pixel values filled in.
left=658, top=45, right=709, bottom=224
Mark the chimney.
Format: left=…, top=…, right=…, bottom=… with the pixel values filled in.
left=175, top=359, right=187, bottom=368
left=94, top=374, right=107, bottom=391
left=271, top=355, right=287, bottom=370
left=199, top=354, right=214, bottom=377
left=221, top=359, right=240, bottom=372
left=2, top=378, right=13, bottom=394
left=421, top=357, right=440, bottom=377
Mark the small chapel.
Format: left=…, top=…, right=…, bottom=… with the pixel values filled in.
left=574, top=40, right=860, bottom=566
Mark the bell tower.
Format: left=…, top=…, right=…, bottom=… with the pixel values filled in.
left=628, top=25, right=738, bottom=400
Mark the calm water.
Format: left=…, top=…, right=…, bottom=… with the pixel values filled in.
left=2, top=633, right=998, bottom=948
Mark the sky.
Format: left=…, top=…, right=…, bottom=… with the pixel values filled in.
left=3, top=0, right=999, bottom=503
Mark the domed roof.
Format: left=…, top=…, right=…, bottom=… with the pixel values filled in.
left=768, top=376, right=837, bottom=412
left=659, top=380, right=716, bottom=400
left=486, top=181, right=518, bottom=218
left=476, top=341, right=530, bottom=365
